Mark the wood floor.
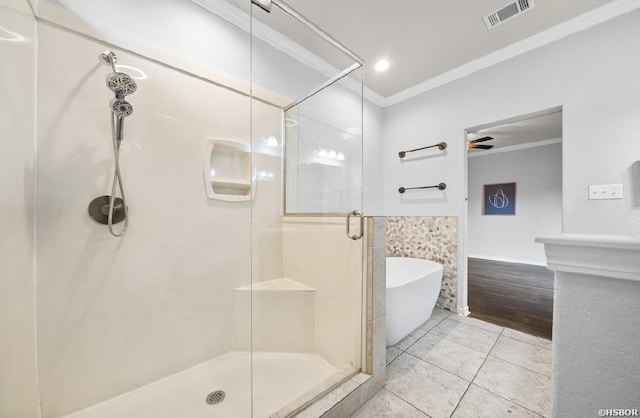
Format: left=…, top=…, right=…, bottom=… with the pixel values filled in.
left=468, top=257, right=554, bottom=339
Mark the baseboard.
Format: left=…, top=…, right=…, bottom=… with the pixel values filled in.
left=457, top=306, right=470, bottom=317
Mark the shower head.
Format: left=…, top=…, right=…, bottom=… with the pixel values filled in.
left=106, top=72, right=137, bottom=97
left=100, top=50, right=137, bottom=97
left=110, top=98, right=133, bottom=118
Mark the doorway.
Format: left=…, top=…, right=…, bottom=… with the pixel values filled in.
left=464, top=109, right=562, bottom=339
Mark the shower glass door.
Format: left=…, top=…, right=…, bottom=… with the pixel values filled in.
left=249, top=1, right=364, bottom=416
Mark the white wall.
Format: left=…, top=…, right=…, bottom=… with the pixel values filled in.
left=555, top=272, right=640, bottom=416
left=538, top=235, right=640, bottom=417
left=0, top=3, right=40, bottom=418
left=383, top=9, right=640, bottom=233
left=468, top=143, right=562, bottom=265
left=364, top=100, right=384, bottom=214
left=383, top=9, right=640, bottom=311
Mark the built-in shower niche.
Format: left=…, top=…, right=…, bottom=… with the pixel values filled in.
left=203, top=138, right=252, bottom=201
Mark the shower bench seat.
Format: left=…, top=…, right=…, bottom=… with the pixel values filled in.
left=234, top=278, right=316, bottom=353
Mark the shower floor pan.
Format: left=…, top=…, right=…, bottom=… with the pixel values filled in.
left=64, top=351, right=338, bottom=418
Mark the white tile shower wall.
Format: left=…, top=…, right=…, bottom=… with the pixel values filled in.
left=36, top=0, right=333, bottom=113
left=0, top=0, right=32, bottom=14
left=35, top=23, right=283, bottom=417
left=37, top=0, right=253, bottom=96
left=282, top=217, right=363, bottom=371
left=0, top=5, right=40, bottom=418
left=386, top=216, right=458, bottom=311
left=297, top=217, right=387, bottom=418
left=234, top=280, right=316, bottom=353
left=252, top=100, right=286, bottom=284
left=36, top=0, right=385, bottom=215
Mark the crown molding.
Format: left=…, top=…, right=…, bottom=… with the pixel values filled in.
left=191, top=0, right=640, bottom=109
left=385, top=0, right=640, bottom=107
left=191, top=0, right=386, bottom=107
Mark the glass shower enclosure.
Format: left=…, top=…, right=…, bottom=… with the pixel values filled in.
left=0, top=0, right=365, bottom=417
left=249, top=0, right=365, bottom=415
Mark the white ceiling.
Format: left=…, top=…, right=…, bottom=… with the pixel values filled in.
left=249, top=0, right=616, bottom=98
left=468, top=111, right=562, bottom=154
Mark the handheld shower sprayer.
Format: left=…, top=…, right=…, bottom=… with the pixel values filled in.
left=101, top=51, right=136, bottom=141
left=110, top=98, right=133, bottom=142
left=88, top=50, right=139, bottom=237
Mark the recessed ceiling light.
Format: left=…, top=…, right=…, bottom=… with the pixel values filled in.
left=373, top=58, right=390, bottom=73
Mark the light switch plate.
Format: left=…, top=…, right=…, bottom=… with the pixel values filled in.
left=588, top=184, right=623, bottom=200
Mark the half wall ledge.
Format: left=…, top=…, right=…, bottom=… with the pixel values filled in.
left=535, top=233, right=640, bottom=282
left=536, top=233, right=640, bottom=418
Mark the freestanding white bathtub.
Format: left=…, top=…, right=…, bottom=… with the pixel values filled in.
left=386, top=257, right=443, bottom=346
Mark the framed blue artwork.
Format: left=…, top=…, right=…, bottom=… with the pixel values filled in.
left=483, top=182, right=516, bottom=215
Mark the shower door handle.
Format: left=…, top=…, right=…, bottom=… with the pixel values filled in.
left=346, top=210, right=364, bottom=241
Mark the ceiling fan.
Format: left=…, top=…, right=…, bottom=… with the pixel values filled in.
left=467, top=136, right=494, bottom=150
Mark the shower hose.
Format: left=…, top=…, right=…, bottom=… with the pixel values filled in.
left=107, top=113, right=128, bottom=237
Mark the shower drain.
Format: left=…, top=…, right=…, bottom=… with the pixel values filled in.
left=205, top=390, right=226, bottom=405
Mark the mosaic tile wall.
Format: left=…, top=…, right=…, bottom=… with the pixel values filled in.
left=386, top=216, right=458, bottom=311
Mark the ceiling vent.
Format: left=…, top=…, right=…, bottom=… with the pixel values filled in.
left=483, top=0, right=535, bottom=29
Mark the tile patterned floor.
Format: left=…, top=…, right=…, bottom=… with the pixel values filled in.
left=353, top=308, right=552, bottom=418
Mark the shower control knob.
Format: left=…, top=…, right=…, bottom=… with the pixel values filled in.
left=88, top=195, right=126, bottom=225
